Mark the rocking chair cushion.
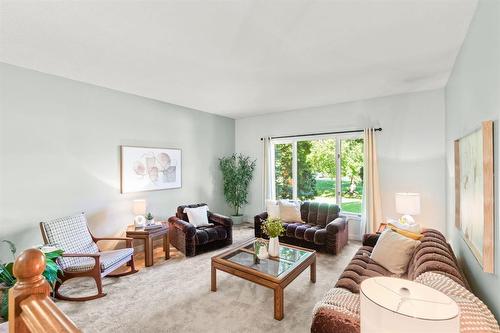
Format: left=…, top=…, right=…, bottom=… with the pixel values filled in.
left=41, top=213, right=99, bottom=270
left=65, top=248, right=134, bottom=272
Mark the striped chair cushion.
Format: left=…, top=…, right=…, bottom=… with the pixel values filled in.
left=41, top=212, right=99, bottom=270
left=65, top=248, right=134, bottom=273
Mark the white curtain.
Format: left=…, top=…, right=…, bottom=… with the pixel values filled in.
left=262, top=137, right=274, bottom=210
left=362, top=128, right=383, bottom=234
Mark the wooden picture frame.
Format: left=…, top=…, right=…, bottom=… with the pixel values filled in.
left=120, top=146, right=182, bottom=194
left=454, top=121, right=494, bottom=273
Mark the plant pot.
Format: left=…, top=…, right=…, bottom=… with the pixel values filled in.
left=268, top=237, right=280, bottom=257
left=231, top=215, right=244, bottom=225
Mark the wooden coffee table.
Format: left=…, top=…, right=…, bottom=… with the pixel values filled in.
left=126, top=223, right=170, bottom=267
left=211, top=238, right=316, bottom=320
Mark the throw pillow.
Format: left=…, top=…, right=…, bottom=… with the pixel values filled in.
left=266, top=199, right=280, bottom=219
left=388, top=224, right=424, bottom=240
left=278, top=200, right=302, bottom=222
left=370, top=229, right=420, bottom=275
left=183, top=206, right=211, bottom=227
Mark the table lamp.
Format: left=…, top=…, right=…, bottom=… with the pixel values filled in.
left=133, top=199, right=147, bottom=228
left=395, top=193, right=420, bottom=224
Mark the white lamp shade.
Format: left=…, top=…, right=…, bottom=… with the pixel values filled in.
left=361, top=277, right=459, bottom=333
left=395, top=193, right=420, bottom=215
left=132, top=199, right=147, bottom=215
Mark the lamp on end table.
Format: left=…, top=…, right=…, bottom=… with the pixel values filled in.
left=395, top=193, right=420, bottom=224
left=133, top=199, right=147, bottom=228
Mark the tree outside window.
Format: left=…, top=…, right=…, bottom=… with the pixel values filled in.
left=273, top=136, right=364, bottom=214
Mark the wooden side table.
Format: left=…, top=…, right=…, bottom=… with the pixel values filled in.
left=126, top=223, right=170, bottom=267
left=376, top=223, right=388, bottom=234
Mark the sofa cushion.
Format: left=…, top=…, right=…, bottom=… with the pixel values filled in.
left=335, top=246, right=391, bottom=293
left=279, top=200, right=302, bottom=222
left=177, top=203, right=208, bottom=220
left=285, top=222, right=302, bottom=238
left=195, top=225, right=227, bottom=245
left=266, top=199, right=280, bottom=219
left=302, top=201, right=340, bottom=227
left=183, top=205, right=211, bottom=227
left=370, top=229, right=420, bottom=275
left=294, top=223, right=313, bottom=239
left=65, top=248, right=133, bottom=272
left=388, top=224, right=424, bottom=240
left=407, top=228, right=469, bottom=289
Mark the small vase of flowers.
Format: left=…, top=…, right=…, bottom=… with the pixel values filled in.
left=262, top=218, right=285, bottom=257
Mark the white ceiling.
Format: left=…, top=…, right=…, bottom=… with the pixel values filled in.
left=0, top=0, right=477, bottom=119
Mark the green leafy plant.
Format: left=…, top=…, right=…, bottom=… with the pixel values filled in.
left=145, top=213, right=154, bottom=221
left=262, top=218, right=285, bottom=238
left=0, top=241, right=63, bottom=320
left=219, top=154, right=256, bottom=216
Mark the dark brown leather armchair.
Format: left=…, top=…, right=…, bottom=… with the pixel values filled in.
left=168, top=203, right=233, bottom=257
left=254, top=201, right=348, bottom=255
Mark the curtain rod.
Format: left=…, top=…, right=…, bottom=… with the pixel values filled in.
left=260, top=128, right=382, bottom=141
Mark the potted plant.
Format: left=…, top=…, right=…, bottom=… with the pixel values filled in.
left=0, top=240, right=63, bottom=320
left=262, top=218, right=285, bottom=257
left=219, top=154, right=256, bottom=225
left=145, top=212, right=155, bottom=225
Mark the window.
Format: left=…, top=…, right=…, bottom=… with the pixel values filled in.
left=271, top=135, right=364, bottom=215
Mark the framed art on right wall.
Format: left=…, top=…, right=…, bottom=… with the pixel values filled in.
left=454, top=120, right=494, bottom=273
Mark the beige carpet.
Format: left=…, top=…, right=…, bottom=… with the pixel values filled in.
left=57, top=227, right=359, bottom=333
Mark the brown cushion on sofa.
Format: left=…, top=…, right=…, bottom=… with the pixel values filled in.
left=285, top=222, right=302, bottom=237
left=302, top=201, right=340, bottom=227
left=195, top=225, right=227, bottom=245
left=335, top=246, right=391, bottom=293
left=407, top=229, right=470, bottom=289
left=295, top=224, right=313, bottom=239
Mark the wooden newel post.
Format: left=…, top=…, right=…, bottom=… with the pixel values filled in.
left=9, top=248, right=49, bottom=333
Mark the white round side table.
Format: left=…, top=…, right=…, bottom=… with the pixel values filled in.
left=360, top=276, right=459, bottom=333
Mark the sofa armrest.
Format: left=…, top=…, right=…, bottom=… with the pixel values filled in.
left=254, top=212, right=268, bottom=238
left=325, top=217, right=347, bottom=233
left=362, top=233, right=380, bottom=247
left=255, top=211, right=268, bottom=221
left=168, top=216, right=196, bottom=238
left=208, top=212, right=233, bottom=228
left=311, top=308, right=360, bottom=333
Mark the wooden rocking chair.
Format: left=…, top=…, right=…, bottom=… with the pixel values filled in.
left=40, top=212, right=138, bottom=301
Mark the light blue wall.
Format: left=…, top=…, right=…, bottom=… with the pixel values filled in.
left=445, top=0, right=500, bottom=320
left=0, top=63, right=235, bottom=257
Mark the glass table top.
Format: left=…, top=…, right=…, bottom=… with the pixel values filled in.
left=221, top=240, right=313, bottom=277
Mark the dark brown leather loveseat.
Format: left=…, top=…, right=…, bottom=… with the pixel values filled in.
left=254, top=201, right=348, bottom=255
left=168, top=203, right=233, bottom=257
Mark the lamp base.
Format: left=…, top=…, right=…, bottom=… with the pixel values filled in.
left=134, top=215, right=146, bottom=228
left=400, top=214, right=416, bottom=225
